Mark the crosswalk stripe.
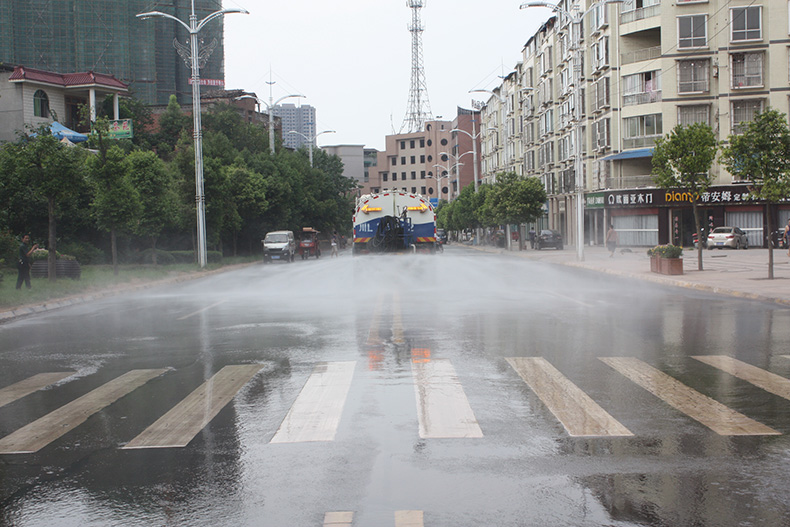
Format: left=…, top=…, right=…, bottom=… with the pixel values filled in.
left=270, top=361, right=356, bottom=443
left=0, top=369, right=168, bottom=454
left=123, top=365, right=264, bottom=449
left=412, top=358, right=483, bottom=439
left=395, top=510, right=424, bottom=527
left=693, top=355, right=790, bottom=401
left=507, top=357, right=633, bottom=437
left=323, top=511, right=353, bottom=526
left=0, top=372, right=74, bottom=408
left=600, top=357, right=780, bottom=436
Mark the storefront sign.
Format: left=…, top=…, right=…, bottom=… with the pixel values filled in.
left=604, top=185, right=757, bottom=209
left=586, top=192, right=605, bottom=209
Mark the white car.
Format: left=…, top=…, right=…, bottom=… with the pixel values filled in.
left=707, top=226, right=749, bottom=250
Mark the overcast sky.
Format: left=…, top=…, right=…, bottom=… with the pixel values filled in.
left=222, top=0, right=549, bottom=151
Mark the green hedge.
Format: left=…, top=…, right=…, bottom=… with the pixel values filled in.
left=133, top=249, right=222, bottom=265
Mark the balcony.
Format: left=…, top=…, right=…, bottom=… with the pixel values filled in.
left=623, top=135, right=660, bottom=149
left=621, top=3, right=660, bottom=24
left=623, top=90, right=662, bottom=107
left=621, top=46, right=661, bottom=66
left=605, top=174, right=655, bottom=190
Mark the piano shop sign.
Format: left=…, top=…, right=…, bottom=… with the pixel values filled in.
left=605, top=186, right=756, bottom=208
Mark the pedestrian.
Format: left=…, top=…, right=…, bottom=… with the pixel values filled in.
left=16, top=234, right=38, bottom=290
left=783, top=219, right=790, bottom=257
left=606, top=224, right=618, bottom=258
left=529, top=228, right=536, bottom=249
left=331, top=232, right=338, bottom=258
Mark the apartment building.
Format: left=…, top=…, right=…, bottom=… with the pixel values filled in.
left=480, top=0, right=790, bottom=248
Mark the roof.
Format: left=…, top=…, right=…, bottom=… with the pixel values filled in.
left=9, top=66, right=127, bottom=91
left=602, top=148, right=654, bottom=161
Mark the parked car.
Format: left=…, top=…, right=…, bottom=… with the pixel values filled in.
left=535, top=229, right=563, bottom=250
left=707, top=226, right=749, bottom=250
left=262, top=230, right=295, bottom=263
left=436, top=228, right=448, bottom=244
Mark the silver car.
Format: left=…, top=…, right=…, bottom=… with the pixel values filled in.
left=707, top=226, right=749, bottom=250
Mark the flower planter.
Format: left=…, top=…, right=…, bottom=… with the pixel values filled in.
left=658, top=257, right=683, bottom=275
left=30, top=260, right=81, bottom=280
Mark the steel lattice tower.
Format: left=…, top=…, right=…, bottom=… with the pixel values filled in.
left=400, top=0, right=432, bottom=134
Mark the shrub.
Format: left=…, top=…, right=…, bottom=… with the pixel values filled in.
left=170, top=251, right=196, bottom=264
left=648, top=244, right=683, bottom=258
left=58, top=241, right=105, bottom=265
left=207, top=251, right=222, bottom=263
left=0, top=231, right=17, bottom=268
left=135, top=249, right=176, bottom=265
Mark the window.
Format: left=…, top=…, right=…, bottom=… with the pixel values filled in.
left=420, top=171, right=426, bottom=179
left=678, top=105, right=710, bottom=127
left=731, top=52, right=763, bottom=88
left=731, top=7, right=761, bottom=42
left=402, top=172, right=406, bottom=180
left=33, top=90, right=49, bottom=118
left=441, top=138, right=448, bottom=146
left=678, top=15, right=707, bottom=48
left=623, top=113, right=662, bottom=148
left=593, top=77, right=610, bottom=111
left=410, top=156, right=416, bottom=164
left=411, top=171, right=416, bottom=180
left=410, top=140, right=415, bottom=148
left=421, top=186, right=427, bottom=194
left=392, top=157, right=397, bottom=166
left=383, top=174, right=388, bottom=182
left=420, top=139, right=425, bottom=147
left=401, top=141, right=406, bottom=149
left=401, top=156, right=406, bottom=165
left=420, top=155, right=425, bottom=163
left=593, top=37, right=610, bottom=70
left=622, top=71, right=661, bottom=106
left=677, top=60, right=709, bottom=93
left=731, top=99, right=764, bottom=134
left=593, top=118, right=610, bottom=150
left=412, top=187, right=417, bottom=194
left=392, top=173, right=397, bottom=181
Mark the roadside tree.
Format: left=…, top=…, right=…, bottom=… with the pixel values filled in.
left=721, top=108, right=790, bottom=279
left=651, top=122, right=718, bottom=271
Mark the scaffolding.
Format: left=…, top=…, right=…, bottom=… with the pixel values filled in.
left=0, top=0, right=226, bottom=105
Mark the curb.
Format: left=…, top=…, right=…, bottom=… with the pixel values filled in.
left=0, top=262, right=259, bottom=324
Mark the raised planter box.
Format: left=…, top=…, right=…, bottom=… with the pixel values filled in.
left=654, top=257, right=683, bottom=275
left=30, top=260, right=81, bottom=280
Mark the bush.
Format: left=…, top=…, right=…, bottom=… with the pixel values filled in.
left=207, top=250, right=222, bottom=263
left=58, top=241, right=106, bottom=265
left=647, top=244, right=683, bottom=258
left=135, top=249, right=176, bottom=265
left=170, top=251, right=196, bottom=264
left=0, top=231, right=17, bottom=268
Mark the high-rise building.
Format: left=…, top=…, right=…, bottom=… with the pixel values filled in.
left=0, top=0, right=226, bottom=106
left=273, top=104, right=317, bottom=150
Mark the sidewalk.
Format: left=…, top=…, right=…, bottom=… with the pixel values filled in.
left=470, top=243, right=790, bottom=307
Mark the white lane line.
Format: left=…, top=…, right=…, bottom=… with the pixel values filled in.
left=694, top=355, right=790, bottom=401
left=0, top=372, right=74, bottom=408
left=323, top=511, right=354, bottom=526
left=412, top=359, right=483, bottom=439
left=177, top=300, right=227, bottom=320
left=395, top=510, right=424, bottom=527
left=123, top=365, right=264, bottom=449
left=600, top=357, right=780, bottom=436
left=507, top=357, right=633, bottom=437
left=270, top=361, right=356, bottom=443
left=392, top=291, right=404, bottom=345
left=0, top=369, right=168, bottom=454
left=546, top=291, right=595, bottom=308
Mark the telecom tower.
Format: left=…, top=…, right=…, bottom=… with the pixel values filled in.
left=400, top=0, right=432, bottom=134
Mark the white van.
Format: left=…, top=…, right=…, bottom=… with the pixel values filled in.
left=262, top=230, right=295, bottom=263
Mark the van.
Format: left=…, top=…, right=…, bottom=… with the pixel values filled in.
left=262, top=230, right=295, bottom=263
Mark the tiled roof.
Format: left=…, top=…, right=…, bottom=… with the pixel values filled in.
left=9, top=66, right=128, bottom=91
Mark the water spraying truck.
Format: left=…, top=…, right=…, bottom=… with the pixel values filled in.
left=353, top=192, right=437, bottom=255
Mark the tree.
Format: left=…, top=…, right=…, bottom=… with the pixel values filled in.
left=652, top=122, right=718, bottom=271
left=13, top=126, right=86, bottom=281
left=721, top=108, right=790, bottom=279
left=485, top=172, right=547, bottom=226
left=126, top=150, right=177, bottom=264
left=86, top=117, right=141, bottom=275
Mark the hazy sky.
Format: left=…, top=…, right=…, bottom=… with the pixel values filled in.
left=222, top=0, right=549, bottom=151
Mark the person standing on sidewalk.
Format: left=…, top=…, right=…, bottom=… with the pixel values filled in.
left=783, top=219, right=790, bottom=257
left=16, top=234, right=38, bottom=290
left=606, top=224, right=618, bottom=258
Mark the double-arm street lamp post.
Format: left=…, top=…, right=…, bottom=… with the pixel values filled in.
left=287, top=130, right=336, bottom=167
left=520, top=0, right=622, bottom=262
left=237, top=93, right=305, bottom=155
left=429, top=165, right=457, bottom=201
left=137, top=1, right=248, bottom=268
left=439, top=150, right=474, bottom=201
left=450, top=127, right=481, bottom=192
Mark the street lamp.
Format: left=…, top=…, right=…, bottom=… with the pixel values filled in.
left=137, top=1, right=248, bottom=268
left=287, top=129, right=336, bottom=167
left=470, top=88, right=509, bottom=181
left=520, top=0, right=622, bottom=262
left=237, top=91, right=305, bottom=155
left=450, top=127, right=482, bottom=192
left=430, top=164, right=458, bottom=201
left=439, top=151, right=473, bottom=201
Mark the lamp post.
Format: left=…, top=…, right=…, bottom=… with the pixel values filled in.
left=430, top=164, right=458, bottom=201
left=137, top=1, right=248, bottom=268
left=439, top=151, right=473, bottom=200
left=237, top=92, right=305, bottom=155
left=521, top=0, right=622, bottom=262
left=450, top=127, right=481, bottom=192
left=287, top=129, right=336, bottom=167
left=470, top=89, right=509, bottom=182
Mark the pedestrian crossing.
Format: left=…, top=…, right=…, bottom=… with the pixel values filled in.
left=0, top=354, right=788, bottom=456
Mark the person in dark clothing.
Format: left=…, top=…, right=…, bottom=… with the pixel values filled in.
left=16, top=235, right=38, bottom=290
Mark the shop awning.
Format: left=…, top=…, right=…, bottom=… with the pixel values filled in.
left=602, top=148, right=654, bottom=161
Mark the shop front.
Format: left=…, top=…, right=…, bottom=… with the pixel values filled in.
left=599, top=185, right=774, bottom=248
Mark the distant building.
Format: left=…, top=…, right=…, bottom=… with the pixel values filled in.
left=272, top=104, right=316, bottom=150
left=0, top=0, right=226, bottom=106
left=0, top=64, right=128, bottom=143
left=323, top=144, right=365, bottom=185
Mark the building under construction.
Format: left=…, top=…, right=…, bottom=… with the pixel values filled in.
left=0, top=0, right=226, bottom=105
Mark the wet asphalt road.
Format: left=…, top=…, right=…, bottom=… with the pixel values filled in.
left=1, top=245, right=790, bottom=526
